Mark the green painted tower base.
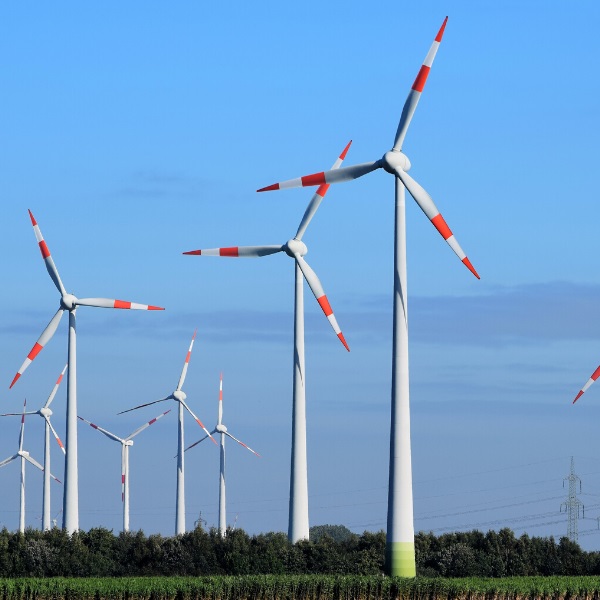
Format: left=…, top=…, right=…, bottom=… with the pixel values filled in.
left=386, top=541, right=416, bottom=577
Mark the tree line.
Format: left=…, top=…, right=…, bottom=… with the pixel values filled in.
left=0, top=526, right=599, bottom=577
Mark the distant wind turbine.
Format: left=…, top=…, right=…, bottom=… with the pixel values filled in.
left=257, top=18, right=479, bottom=575
left=0, top=398, right=60, bottom=533
left=78, top=409, right=171, bottom=532
left=9, top=210, right=164, bottom=533
left=185, top=373, right=260, bottom=537
left=184, top=142, right=351, bottom=542
left=118, top=331, right=216, bottom=535
left=1, top=365, right=67, bottom=531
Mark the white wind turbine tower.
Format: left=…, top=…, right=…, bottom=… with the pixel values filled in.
left=1, top=365, right=67, bottom=531
left=9, top=210, right=165, bottom=533
left=257, top=18, right=479, bottom=575
left=183, top=142, right=351, bottom=542
left=78, top=409, right=171, bottom=532
left=185, top=373, right=260, bottom=537
left=0, top=398, right=61, bottom=533
left=118, top=331, right=216, bottom=535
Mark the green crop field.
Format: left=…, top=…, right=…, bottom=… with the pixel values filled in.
left=3, top=576, right=600, bottom=600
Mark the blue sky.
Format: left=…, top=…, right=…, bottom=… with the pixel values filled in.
left=2, top=1, right=600, bottom=548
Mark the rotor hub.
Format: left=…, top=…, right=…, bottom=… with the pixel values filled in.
left=125, top=440, right=134, bottom=447
left=60, top=293, right=77, bottom=311
left=173, top=390, right=186, bottom=402
left=284, top=238, right=307, bottom=258
left=216, top=424, right=227, bottom=433
left=40, top=407, right=52, bottom=417
left=382, top=150, right=411, bottom=174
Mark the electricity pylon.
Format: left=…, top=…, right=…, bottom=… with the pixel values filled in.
left=560, top=456, right=583, bottom=543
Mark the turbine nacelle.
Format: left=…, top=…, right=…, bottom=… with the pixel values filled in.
left=172, top=390, right=186, bottom=403
left=40, top=407, right=52, bottom=418
left=284, top=239, right=307, bottom=258
left=216, top=424, right=227, bottom=433
left=60, top=294, right=77, bottom=311
left=125, top=440, right=134, bottom=447
left=18, top=450, right=29, bottom=458
left=381, top=151, right=411, bottom=174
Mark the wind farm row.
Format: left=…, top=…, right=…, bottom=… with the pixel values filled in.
left=1, top=14, right=599, bottom=580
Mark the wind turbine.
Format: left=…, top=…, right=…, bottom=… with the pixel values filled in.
left=0, top=398, right=60, bottom=533
left=9, top=210, right=164, bottom=533
left=183, top=142, right=351, bottom=542
left=1, top=365, right=67, bottom=531
left=257, top=18, right=479, bottom=575
left=78, top=409, right=171, bottom=532
left=118, top=330, right=216, bottom=535
left=185, top=373, right=260, bottom=537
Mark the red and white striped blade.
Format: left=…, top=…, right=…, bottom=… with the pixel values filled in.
left=10, top=308, right=65, bottom=389
left=573, top=366, right=600, bottom=403
left=295, top=255, right=350, bottom=351
left=393, top=17, right=448, bottom=152
left=0, top=454, right=19, bottom=468
left=257, top=161, right=381, bottom=193
left=76, top=298, right=164, bottom=311
left=183, top=245, right=282, bottom=257
left=218, top=373, right=223, bottom=426
left=77, top=416, right=123, bottom=444
left=177, top=330, right=197, bottom=392
left=117, top=396, right=171, bottom=415
left=44, top=364, right=68, bottom=409
left=28, top=210, right=67, bottom=296
left=126, top=408, right=171, bottom=441
left=180, top=399, right=218, bottom=445
left=183, top=433, right=211, bottom=453
left=18, top=398, right=26, bottom=452
left=394, top=167, right=479, bottom=279
left=46, top=417, right=65, bottom=455
left=224, top=431, right=261, bottom=457
left=121, top=448, right=126, bottom=502
left=295, top=141, right=352, bottom=241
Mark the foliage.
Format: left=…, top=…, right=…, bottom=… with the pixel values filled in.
left=0, top=526, right=599, bottom=579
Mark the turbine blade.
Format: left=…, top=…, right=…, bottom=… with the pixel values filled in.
left=18, top=398, right=26, bottom=452
left=394, top=167, right=480, bottom=279
left=573, top=366, right=600, bottom=403
left=126, top=409, right=171, bottom=440
left=0, top=454, right=19, bottom=468
left=180, top=400, right=218, bottom=445
left=21, top=453, right=60, bottom=482
left=183, top=434, right=211, bottom=453
left=218, top=373, right=223, bottom=426
left=121, top=448, right=125, bottom=502
left=46, top=417, right=66, bottom=455
left=183, top=245, right=282, bottom=257
left=224, top=431, right=261, bottom=457
left=295, top=255, right=350, bottom=351
left=75, top=298, right=164, bottom=310
left=117, top=397, right=171, bottom=415
left=77, top=416, right=123, bottom=443
left=0, top=412, right=36, bottom=417
left=22, top=453, right=44, bottom=472
left=295, top=141, right=352, bottom=241
left=10, top=308, right=65, bottom=388
left=28, top=210, right=67, bottom=296
left=393, top=17, right=448, bottom=151
left=44, top=364, right=68, bottom=409
left=177, top=330, right=197, bottom=391
left=257, top=161, right=381, bottom=193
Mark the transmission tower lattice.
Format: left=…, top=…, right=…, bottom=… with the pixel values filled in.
left=560, top=456, right=584, bottom=543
